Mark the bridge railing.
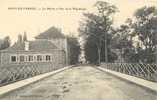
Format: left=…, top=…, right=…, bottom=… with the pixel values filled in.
left=0, top=63, right=64, bottom=86
left=101, top=63, right=157, bottom=82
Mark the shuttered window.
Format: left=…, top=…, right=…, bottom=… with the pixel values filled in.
left=46, top=55, right=51, bottom=61
left=19, top=55, right=25, bottom=62
left=37, top=55, right=42, bottom=61
left=11, top=56, right=17, bottom=62
left=28, top=55, right=33, bottom=62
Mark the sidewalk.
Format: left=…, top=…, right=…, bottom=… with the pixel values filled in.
left=98, top=67, right=157, bottom=93
left=0, top=66, right=71, bottom=95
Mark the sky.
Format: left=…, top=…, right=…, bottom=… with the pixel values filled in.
left=0, top=0, right=156, bottom=43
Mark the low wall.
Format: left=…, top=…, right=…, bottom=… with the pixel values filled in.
left=101, top=63, right=157, bottom=82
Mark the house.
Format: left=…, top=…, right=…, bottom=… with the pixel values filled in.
left=0, top=27, right=68, bottom=67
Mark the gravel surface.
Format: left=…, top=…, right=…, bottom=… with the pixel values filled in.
left=0, top=66, right=157, bottom=100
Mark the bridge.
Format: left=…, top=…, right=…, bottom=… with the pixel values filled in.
left=0, top=64, right=157, bottom=100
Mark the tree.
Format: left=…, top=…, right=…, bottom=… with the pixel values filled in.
left=67, top=36, right=81, bottom=64
left=23, top=31, right=27, bottom=41
left=132, top=6, right=157, bottom=63
left=17, top=34, right=23, bottom=43
left=0, top=36, right=11, bottom=50
left=112, top=20, right=135, bottom=63
left=79, top=1, right=118, bottom=64
left=83, top=35, right=99, bottom=64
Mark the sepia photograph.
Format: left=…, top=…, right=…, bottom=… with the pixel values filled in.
left=0, top=0, right=157, bottom=100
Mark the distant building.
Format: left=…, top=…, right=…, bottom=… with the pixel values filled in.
left=0, top=27, right=68, bottom=67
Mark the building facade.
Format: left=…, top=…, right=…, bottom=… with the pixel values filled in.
left=0, top=27, right=68, bottom=67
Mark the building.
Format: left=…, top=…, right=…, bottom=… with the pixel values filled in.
left=0, top=27, right=68, bottom=67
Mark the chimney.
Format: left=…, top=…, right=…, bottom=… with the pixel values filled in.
left=24, top=41, right=29, bottom=51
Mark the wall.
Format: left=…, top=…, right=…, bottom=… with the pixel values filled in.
left=50, top=38, right=69, bottom=65
left=0, top=49, right=66, bottom=68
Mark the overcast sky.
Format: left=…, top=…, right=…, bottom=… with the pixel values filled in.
left=0, top=0, right=156, bottom=43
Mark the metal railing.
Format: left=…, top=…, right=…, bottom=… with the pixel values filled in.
left=101, top=63, right=157, bottom=82
left=0, top=63, right=64, bottom=86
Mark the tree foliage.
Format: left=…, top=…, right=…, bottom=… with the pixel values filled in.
left=67, top=36, right=81, bottom=65
left=23, top=32, right=28, bottom=41
left=17, top=34, right=23, bottom=43
left=132, top=6, right=157, bottom=63
left=79, top=1, right=118, bottom=64
left=0, top=36, right=11, bottom=50
left=112, top=20, right=135, bottom=63
left=112, top=6, right=157, bottom=63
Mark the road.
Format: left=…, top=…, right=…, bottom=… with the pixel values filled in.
left=0, top=66, right=157, bottom=100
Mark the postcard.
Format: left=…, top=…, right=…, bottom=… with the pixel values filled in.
left=0, top=0, right=157, bottom=100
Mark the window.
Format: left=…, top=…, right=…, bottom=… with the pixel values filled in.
left=37, top=55, right=42, bottom=61
left=28, top=55, right=33, bottom=62
left=11, top=56, right=17, bottom=62
left=20, top=55, right=25, bottom=62
left=46, top=55, right=51, bottom=61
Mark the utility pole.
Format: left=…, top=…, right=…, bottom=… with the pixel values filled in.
left=98, top=39, right=101, bottom=65
left=104, top=32, right=108, bottom=63
left=103, top=14, right=108, bottom=63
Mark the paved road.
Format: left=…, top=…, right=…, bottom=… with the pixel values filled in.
left=0, top=66, right=157, bottom=100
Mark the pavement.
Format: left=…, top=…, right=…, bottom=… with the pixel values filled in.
left=98, top=67, right=157, bottom=93
left=0, top=66, right=71, bottom=96
left=0, top=66, right=157, bottom=100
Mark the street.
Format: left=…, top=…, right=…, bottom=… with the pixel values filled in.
left=0, top=66, right=157, bottom=100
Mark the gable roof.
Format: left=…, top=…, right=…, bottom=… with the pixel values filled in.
left=5, top=42, right=25, bottom=51
left=35, top=27, right=65, bottom=39
left=29, top=40, right=58, bottom=51
left=4, top=39, right=58, bottom=51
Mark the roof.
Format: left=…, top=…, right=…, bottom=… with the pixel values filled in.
left=35, top=27, right=65, bottom=39
left=4, top=39, right=58, bottom=52
left=5, top=42, right=25, bottom=51
left=29, top=40, right=58, bottom=51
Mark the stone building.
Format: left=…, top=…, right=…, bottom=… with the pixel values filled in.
left=0, top=27, right=68, bottom=67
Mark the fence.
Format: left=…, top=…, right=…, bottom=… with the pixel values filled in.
left=0, top=63, right=64, bottom=86
left=101, top=63, right=157, bottom=82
